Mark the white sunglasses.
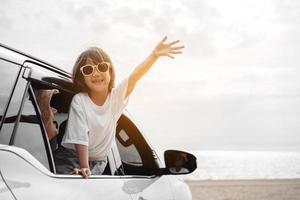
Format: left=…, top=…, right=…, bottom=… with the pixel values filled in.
left=80, top=61, right=110, bottom=76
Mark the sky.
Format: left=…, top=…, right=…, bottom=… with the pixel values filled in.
left=1, top=0, right=300, bottom=151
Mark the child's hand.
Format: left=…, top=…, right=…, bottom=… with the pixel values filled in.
left=71, top=167, right=91, bottom=179
left=152, top=36, right=184, bottom=59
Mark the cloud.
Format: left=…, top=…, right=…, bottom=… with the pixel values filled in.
left=0, top=12, right=12, bottom=31
left=111, top=6, right=150, bottom=27
left=273, top=0, right=300, bottom=24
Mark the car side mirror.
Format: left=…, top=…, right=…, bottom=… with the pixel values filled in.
left=163, top=150, right=197, bottom=175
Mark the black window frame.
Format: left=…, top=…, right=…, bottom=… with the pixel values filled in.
left=115, top=115, right=160, bottom=177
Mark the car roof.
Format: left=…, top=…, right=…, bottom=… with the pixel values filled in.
left=0, top=43, right=70, bottom=78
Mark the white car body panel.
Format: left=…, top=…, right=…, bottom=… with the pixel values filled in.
left=0, top=171, right=15, bottom=200
left=168, top=176, right=192, bottom=200
left=0, top=145, right=131, bottom=200
left=122, top=177, right=173, bottom=200
left=0, top=145, right=193, bottom=200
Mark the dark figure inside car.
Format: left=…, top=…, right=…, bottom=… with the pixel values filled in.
left=35, top=89, right=59, bottom=141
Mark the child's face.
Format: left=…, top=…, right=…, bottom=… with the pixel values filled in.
left=83, top=58, right=111, bottom=94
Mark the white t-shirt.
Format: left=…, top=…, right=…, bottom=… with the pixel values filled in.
left=61, top=78, right=129, bottom=161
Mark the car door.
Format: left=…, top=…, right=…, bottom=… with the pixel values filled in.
left=0, top=62, right=132, bottom=200
left=0, top=170, right=15, bottom=200
left=113, top=115, right=174, bottom=200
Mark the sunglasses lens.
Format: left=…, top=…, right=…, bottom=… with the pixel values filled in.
left=97, top=63, right=109, bottom=72
left=82, top=65, right=94, bottom=75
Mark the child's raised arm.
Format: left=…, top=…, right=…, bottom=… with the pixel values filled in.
left=126, top=36, right=184, bottom=97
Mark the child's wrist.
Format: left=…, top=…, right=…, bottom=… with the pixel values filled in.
left=80, top=163, right=89, bottom=168
left=151, top=50, right=159, bottom=59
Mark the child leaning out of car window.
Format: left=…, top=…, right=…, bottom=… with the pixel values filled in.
left=54, top=36, right=184, bottom=178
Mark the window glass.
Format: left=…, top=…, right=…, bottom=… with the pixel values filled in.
left=0, top=59, right=20, bottom=118
left=0, top=65, right=25, bottom=145
left=115, top=116, right=160, bottom=176
left=13, top=90, right=50, bottom=170
left=116, top=129, right=150, bottom=175
left=116, top=130, right=143, bottom=166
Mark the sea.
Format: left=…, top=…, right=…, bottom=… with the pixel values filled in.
left=179, top=151, right=300, bottom=180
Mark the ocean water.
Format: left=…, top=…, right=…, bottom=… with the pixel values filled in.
left=181, top=151, right=300, bottom=180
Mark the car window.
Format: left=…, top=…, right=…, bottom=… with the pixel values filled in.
left=116, top=130, right=143, bottom=166
left=116, top=129, right=150, bottom=176
left=0, top=59, right=21, bottom=131
left=115, top=116, right=159, bottom=176
left=13, top=87, right=50, bottom=170
left=29, top=78, right=72, bottom=173
left=0, top=66, right=26, bottom=145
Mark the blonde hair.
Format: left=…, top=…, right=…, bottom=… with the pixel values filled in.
left=72, top=47, right=115, bottom=93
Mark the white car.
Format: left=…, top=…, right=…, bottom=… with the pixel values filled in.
left=0, top=43, right=197, bottom=200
